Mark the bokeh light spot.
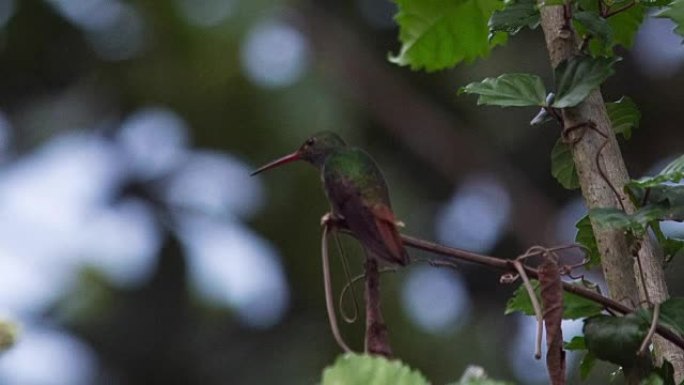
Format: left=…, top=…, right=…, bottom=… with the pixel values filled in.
left=0, top=0, right=14, bottom=29
left=179, top=216, right=289, bottom=328
left=435, top=174, right=511, bottom=253
left=79, top=198, right=161, bottom=288
left=0, top=110, right=12, bottom=161
left=554, top=197, right=586, bottom=244
left=84, top=3, right=147, bottom=61
left=634, top=16, right=684, bottom=78
left=117, top=107, right=189, bottom=180
left=401, top=266, right=470, bottom=334
left=164, top=151, right=264, bottom=218
left=0, top=327, right=97, bottom=385
left=240, top=19, right=310, bottom=89
left=174, top=0, right=234, bottom=27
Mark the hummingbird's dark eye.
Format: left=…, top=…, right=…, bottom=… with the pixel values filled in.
left=305, top=138, right=315, bottom=146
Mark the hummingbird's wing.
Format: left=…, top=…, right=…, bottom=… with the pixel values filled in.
left=368, top=203, right=409, bottom=266
left=323, top=149, right=409, bottom=266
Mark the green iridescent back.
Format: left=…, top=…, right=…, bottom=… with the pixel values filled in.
left=322, top=148, right=391, bottom=208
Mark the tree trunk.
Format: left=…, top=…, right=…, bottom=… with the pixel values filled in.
left=537, top=5, right=684, bottom=382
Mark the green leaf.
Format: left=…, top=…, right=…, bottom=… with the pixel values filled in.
left=551, top=138, right=579, bottom=189
left=628, top=154, right=684, bottom=188
left=459, top=73, right=548, bottom=107
left=505, top=280, right=538, bottom=316
left=322, top=354, right=429, bottom=385
left=626, top=184, right=684, bottom=221
left=654, top=361, right=676, bottom=385
left=583, top=314, right=650, bottom=368
left=606, top=96, right=640, bottom=139
left=505, top=279, right=603, bottom=319
left=391, top=0, right=505, bottom=72
left=580, top=351, right=598, bottom=380
left=564, top=335, right=587, bottom=350
left=561, top=281, right=605, bottom=319
left=574, top=10, right=613, bottom=44
left=589, top=207, right=646, bottom=233
left=657, top=0, right=684, bottom=39
left=642, top=373, right=665, bottom=385
left=575, top=215, right=601, bottom=268
left=640, top=362, right=676, bottom=385
left=662, top=236, right=684, bottom=263
left=575, top=0, right=645, bottom=55
left=589, top=202, right=682, bottom=236
left=650, top=222, right=684, bottom=263
left=489, top=0, right=540, bottom=35
left=658, top=298, right=684, bottom=336
left=608, top=4, right=646, bottom=49
left=552, top=56, right=618, bottom=108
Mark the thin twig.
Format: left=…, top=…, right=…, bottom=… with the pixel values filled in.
left=639, top=303, right=661, bottom=356
left=321, top=224, right=353, bottom=352
left=514, top=260, right=544, bottom=359
left=333, top=232, right=359, bottom=323
left=339, top=267, right=396, bottom=324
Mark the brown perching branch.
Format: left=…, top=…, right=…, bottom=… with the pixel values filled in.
left=397, top=233, right=684, bottom=351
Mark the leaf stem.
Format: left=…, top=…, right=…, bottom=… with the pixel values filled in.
left=639, top=303, right=661, bottom=356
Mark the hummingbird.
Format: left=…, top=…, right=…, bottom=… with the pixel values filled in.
left=251, top=132, right=409, bottom=266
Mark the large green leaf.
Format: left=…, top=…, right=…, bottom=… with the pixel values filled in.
left=580, top=351, right=598, bottom=380
left=583, top=314, right=650, bottom=368
left=505, top=279, right=603, bottom=319
left=609, top=5, right=646, bottom=49
left=628, top=154, right=684, bottom=188
left=322, top=354, right=429, bottom=385
left=575, top=215, right=601, bottom=268
left=626, top=185, right=684, bottom=222
left=459, top=73, right=547, bottom=106
left=574, top=10, right=613, bottom=55
left=575, top=0, right=645, bottom=55
left=606, top=96, right=640, bottom=139
left=657, top=0, right=684, bottom=39
left=489, top=0, right=540, bottom=35
left=550, top=138, right=579, bottom=189
left=638, top=298, right=684, bottom=337
left=552, top=56, right=618, bottom=108
left=391, top=0, right=505, bottom=72
left=589, top=207, right=652, bottom=234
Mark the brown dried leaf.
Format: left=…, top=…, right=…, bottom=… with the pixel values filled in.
left=539, top=256, right=566, bottom=385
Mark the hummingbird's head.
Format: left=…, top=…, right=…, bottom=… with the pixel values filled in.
left=251, top=131, right=346, bottom=176
left=296, top=131, right=346, bottom=167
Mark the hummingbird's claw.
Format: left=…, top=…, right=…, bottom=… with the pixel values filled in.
left=395, top=220, right=405, bottom=228
left=321, top=212, right=345, bottom=227
left=321, top=213, right=333, bottom=227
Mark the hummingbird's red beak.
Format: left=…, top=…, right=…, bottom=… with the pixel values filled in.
left=250, top=152, right=301, bottom=176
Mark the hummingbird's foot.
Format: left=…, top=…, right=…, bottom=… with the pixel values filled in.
left=321, top=212, right=345, bottom=227
left=394, top=220, right=405, bottom=228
